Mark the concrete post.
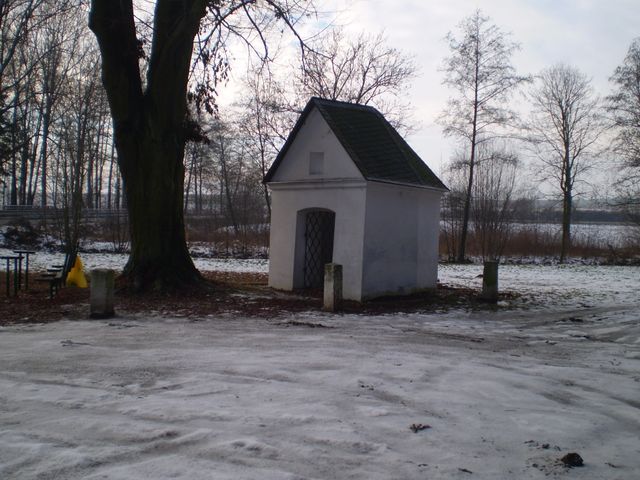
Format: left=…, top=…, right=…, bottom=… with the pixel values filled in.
left=480, top=260, right=499, bottom=303
left=323, top=263, right=343, bottom=312
left=90, top=269, right=115, bottom=319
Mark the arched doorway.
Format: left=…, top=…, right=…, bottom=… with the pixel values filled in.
left=294, top=209, right=335, bottom=289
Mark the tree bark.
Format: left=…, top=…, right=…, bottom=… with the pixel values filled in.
left=560, top=148, right=572, bottom=263
left=457, top=37, right=481, bottom=263
left=89, top=0, right=207, bottom=291
left=560, top=189, right=572, bottom=263
left=457, top=133, right=476, bottom=262
left=39, top=94, right=53, bottom=206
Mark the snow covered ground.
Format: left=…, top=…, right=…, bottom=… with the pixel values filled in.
left=439, top=263, right=640, bottom=310
left=0, top=248, right=269, bottom=274
left=0, top=255, right=639, bottom=479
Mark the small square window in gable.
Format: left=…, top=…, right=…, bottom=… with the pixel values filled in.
left=309, top=152, right=324, bottom=175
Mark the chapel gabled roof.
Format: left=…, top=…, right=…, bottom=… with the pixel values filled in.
left=264, top=97, right=448, bottom=191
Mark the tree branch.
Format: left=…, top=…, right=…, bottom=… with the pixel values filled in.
left=89, top=0, right=143, bottom=128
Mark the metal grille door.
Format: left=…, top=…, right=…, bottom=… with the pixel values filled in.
left=303, top=210, right=335, bottom=288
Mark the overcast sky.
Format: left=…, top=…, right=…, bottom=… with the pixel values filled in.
left=212, top=1, right=640, bottom=181
left=299, top=0, right=633, bottom=176
left=211, top=0, right=639, bottom=182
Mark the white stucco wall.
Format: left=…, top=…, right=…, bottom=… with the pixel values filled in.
left=267, top=106, right=368, bottom=300
left=269, top=108, right=363, bottom=183
left=268, top=183, right=367, bottom=300
left=416, top=188, right=443, bottom=288
left=361, top=182, right=442, bottom=298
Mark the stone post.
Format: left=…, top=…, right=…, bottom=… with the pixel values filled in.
left=480, top=260, right=499, bottom=303
left=90, top=269, right=115, bottom=319
left=323, top=263, right=343, bottom=312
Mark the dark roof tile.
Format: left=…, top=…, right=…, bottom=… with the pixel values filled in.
left=265, top=97, right=448, bottom=191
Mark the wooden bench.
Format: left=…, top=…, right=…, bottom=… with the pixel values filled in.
left=36, top=251, right=77, bottom=299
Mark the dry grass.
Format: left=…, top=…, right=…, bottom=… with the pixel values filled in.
left=440, top=226, right=640, bottom=263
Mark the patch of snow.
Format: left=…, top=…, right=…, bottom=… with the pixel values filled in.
left=1, top=304, right=639, bottom=479
left=438, top=263, right=639, bottom=310
left=193, top=257, right=268, bottom=273
left=0, top=248, right=268, bottom=275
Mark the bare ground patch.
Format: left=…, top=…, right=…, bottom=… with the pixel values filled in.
left=0, top=269, right=516, bottom=326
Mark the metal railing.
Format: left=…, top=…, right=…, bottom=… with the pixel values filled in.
left=0, top=206, right=128, bottom=222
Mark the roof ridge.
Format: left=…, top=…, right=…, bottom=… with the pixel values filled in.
left=310, top=96, right=379, bottom=113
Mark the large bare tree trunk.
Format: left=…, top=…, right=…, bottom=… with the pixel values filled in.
left=121, top=125, right=197, bottom=289
left=89, top=0, right=206, bottom=291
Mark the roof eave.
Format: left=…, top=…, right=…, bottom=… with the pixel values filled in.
left=367, top=178, right=449, bottom=192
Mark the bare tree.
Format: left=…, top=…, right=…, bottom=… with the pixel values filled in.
left=442, top=141, right=519, bottom=261
left=440, top=161, right=467, bottom=261
left=212, top=120, right=244, bottom=237
left=89, top=0, right=318, bottom=291
left=184, top=137, right=214, bottom=213
left=607, top=38, right=640, bottom=227
left=5, top=41, right=39, bottom=206
left=297, top=28, right=417, bottom=130
left=0, top=92, right=10, bottom=180
left=608, top=38, right=640, bottom=170
left=471, top=142, right=519, bottom=261
left=0, top=0, right=82, bottom=203
left=0, top=0, right=47, bottom=85
left=527, top=64, right=606, bottom=262
left=35, top=3, right=86, bottom=207
left=438, top=9, right=528, bottom=262
left=205, top=116, right=266, bottom=251
left=236, top=70, right=293, bottom=218
left=52, top=50, right=105, bottom=253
